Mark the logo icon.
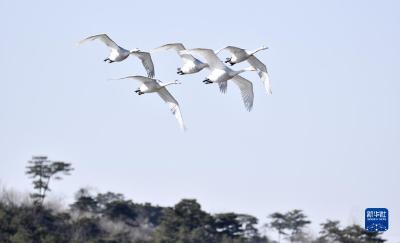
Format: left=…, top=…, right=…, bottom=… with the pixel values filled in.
left=365, top=208, right=389, bottom=232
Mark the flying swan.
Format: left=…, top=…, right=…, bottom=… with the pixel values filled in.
left=216, top=46, right=271, bottom=94
left=152, top=43, right=209, bottom=75
left=182, top=48, right=255, bottom=111
left=79, top=34, right=155, bottom=78
left=112, top=75, right=186, bottom=131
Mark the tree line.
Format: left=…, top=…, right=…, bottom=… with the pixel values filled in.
left=0, top=156, right=386, bottom=243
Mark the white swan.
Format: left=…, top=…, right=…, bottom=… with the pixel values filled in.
left=182, top=48, right=255, bottom=111
left=152, top=43, right=209, bottom=75
left=113, top=75, right=185, bottom=131
left=79, top=34, right=155, bottom=78
left=216, top=46, right=271, bottom=94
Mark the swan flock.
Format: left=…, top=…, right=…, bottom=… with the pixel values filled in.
left=79, top=34, right=272, bottom=131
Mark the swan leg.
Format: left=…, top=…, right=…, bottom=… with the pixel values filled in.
left=203, top=79, right=213, bottom=84
left=104, top=58, right=109, bottom=62
left=224, top=57, right=235, bottom=66
left=177, top=68, right=184, bottom=75
left=136, top=90, right=144, bottom=95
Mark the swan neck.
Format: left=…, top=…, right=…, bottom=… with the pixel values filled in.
left=234, top=70, right=246, bottom=76
left=162, top=82, right=177, bottom=87
left=250, top=46, right=267, bottom=55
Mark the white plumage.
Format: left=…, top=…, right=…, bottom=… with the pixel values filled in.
left=152, top=43, right=209, bottom=75
left=79, top=34, right=155, bottom=78
left=182, top=48, right=255, bottom=111
left=217, top=45, right=271, bottom=94
left=79, top=34, right=274, bottom=129
left=112, top=76, right=186, bottom=131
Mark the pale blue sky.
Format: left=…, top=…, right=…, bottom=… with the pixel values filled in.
left=0, top=0, right=399, bottom=241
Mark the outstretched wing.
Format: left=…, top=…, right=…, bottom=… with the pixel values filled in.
left=157, top=88, right=186, bottom=131
left=182, top=48, right=225, bottom=70
left=231, top=75, right=254, bottom=111
left=153, top=43, right=197, bottom=62
left=153, top=43, right=186, bottom=52
left=130, top=51, right=155, bottom=78
left=78, top=34, right=119, bottom=50
left=247, top=56, right=271, bottom=94
left=216, top=46, right=246, bottom=57
left=110, top=75, right=155, bottom=84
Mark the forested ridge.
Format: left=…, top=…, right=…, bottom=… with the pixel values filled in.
left=0, top=156, right=386, bottom=243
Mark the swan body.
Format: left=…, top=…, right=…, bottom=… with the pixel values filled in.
left=216, top=45, right=271, bottom=94
left=113, top=76, right=185, bottom=131
left=182, top=48, right=255, bottom=111
left=153, top=43, right=208, bottom=75
left=79, top=34, right=155, bottom=78
left=179, top=57, right=209, bottom=74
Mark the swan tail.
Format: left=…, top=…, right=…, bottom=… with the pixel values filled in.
left=218, top=81, right=228, bottom=94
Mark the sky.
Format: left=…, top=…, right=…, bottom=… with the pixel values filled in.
left=0, top=0, right=399, bottom=241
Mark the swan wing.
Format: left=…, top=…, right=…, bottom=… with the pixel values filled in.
left=78, top=34, right=119, bottom=50
left=111, top=75, right=155, bottom=84
left=247, top=56, right=271, bottom=94
left=153, top=43, right=186, bottom=52
left=216, top=46, right=246, bottom=57
left=157, top=88, right=186, bottom=131
left=183, top=48, right=225, bottom=69
left=247, top=55, right=267, bottom=72
left=231, top=75, right=254, bottom=111
left=130, top=51, right=155, bottom=78
left=153, top=43, right=196, bottom=62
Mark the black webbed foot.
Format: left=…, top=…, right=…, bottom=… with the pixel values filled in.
left=177, top=68, right=184, bottom=75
